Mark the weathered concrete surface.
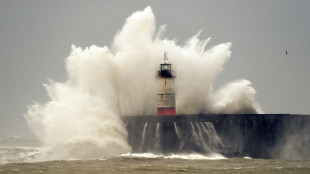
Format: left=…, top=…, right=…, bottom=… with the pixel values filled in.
left=122, top=114, right=310, bottom=159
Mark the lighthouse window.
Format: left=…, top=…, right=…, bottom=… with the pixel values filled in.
left=161, top=64, right=171, bottom=70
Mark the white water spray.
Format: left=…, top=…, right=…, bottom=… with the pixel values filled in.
left=140, top=122, right=148, bottom=151
left=154, top=122, right=161, bottom=150
left=196, top=122, right=210, bottom=151
left=203, top=122, right=223, bottom=147
left=190, top=122, right=200, bottom=147
left=174, top=122, right=182, bottom=139
left=25, top=6, right=262, bottom=160
left=174, top=122, right=185, bottom=150
left=200, top=122, right=211, bottom=141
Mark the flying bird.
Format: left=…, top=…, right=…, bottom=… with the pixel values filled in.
left=285, top=50, right=288, bottom=55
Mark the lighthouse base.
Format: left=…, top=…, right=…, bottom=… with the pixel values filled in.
left=157, top=108, right=176, bottom=116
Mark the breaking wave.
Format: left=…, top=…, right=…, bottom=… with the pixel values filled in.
left=121, top=152, right=226, bottom=160
left=25, top=6, right=262, bottom=160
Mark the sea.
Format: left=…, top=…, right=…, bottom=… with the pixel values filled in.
left=0, top=137, right=309, bottom=174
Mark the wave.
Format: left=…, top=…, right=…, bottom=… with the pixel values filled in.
left=0, top=147, right=51, bottom=164
left=25, top=6, right=262, bottom=161
left=121, top=152, right=226, bottom=160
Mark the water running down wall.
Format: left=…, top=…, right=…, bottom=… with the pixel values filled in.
left=122, top=114, right=310, bottom=159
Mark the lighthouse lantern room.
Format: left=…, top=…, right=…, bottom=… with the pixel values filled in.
left=157, top=52, right=176, bottom=116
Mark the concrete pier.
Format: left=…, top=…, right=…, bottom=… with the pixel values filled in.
left=122, top=114, right=310, bottom=159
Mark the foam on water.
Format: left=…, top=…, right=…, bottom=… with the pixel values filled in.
left=121, top=152, right=226, bottom=160
left=0, top=147, right=51, bottom=164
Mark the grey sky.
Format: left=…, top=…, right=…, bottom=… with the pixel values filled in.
left=1, top=0, right=310, bottom=137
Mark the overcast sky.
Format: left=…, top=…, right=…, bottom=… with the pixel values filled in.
left=1, top=0, right=310, bottom=137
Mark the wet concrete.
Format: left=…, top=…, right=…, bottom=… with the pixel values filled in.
left=122, top=114, right=310, bottom=159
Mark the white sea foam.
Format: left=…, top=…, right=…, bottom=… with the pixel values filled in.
left=25, top=6, right=262, bottom=161
left=0, top=147, right=51, bottom=164
left=243, top=156, right=252, bottom=159
left=121, top=152, right=226, bottom=160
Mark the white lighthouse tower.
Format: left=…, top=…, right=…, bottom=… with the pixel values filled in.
left=157, top=52, right=176, bottom=116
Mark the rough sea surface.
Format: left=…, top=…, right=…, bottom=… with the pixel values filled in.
left=1, top=146, right=309, bottom=174
left=1, top=156, right=309, bottom=174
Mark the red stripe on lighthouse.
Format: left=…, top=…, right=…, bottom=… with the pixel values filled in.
left=157, top=108, right=176, bottom=116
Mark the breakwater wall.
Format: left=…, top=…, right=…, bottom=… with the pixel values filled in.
left=122, top=114, right=310, bottom=159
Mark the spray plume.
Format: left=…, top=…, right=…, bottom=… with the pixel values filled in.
left=25, top=6, right=262, bottom=160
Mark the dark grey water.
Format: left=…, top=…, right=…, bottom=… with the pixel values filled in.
left=1, top=155, right=309, bottom=174
left=1, top=137, right=309, bottom=173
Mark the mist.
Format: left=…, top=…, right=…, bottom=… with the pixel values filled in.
left=272, top=119, right=310, bottom=159
left=25, top=6, right=262, bottom=160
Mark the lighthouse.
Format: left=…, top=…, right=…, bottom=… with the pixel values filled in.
left=157, top=52, right=176, bottom=116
